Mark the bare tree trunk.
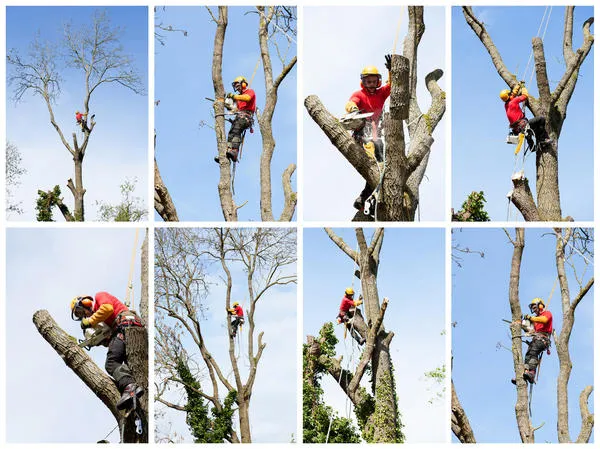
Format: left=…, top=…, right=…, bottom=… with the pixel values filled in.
left=68, top=154, right=86, bottom=220
left=238, top=400, right=252, bottom=443
left=553, top=229, right=594, bottom=442
left=506, top=228, right=534, bottom=442
left=209, top=7, right=238, bottom=221
left=255, top=6, right=297, bottom=221
left=451, top=380, right=476, bottom=443
left=154, top=130, right=179, bottom=221
left=124, top=327, right=149, bottom=443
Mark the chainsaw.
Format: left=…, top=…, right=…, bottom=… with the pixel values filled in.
left=339, top=110, right=374, bottom=131
left=78, top=322, right=112, bottom=350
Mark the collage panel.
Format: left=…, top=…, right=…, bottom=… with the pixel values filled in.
left=154, top=227, right=297, bottom=443
left=303, top=227, right=445, bottom=443
left=6, top=6, right=149, bottom=223
left=154, top=6, right=297, bottom=222
left=452, top=6, right=594, bottom=222
left=452, top=228, right=593, bottom=443
left=5, top=228, right=149, bottom=443
left=303, top=6, right=446, bottom=222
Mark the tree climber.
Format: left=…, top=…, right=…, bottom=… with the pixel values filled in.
left=75, top=110, right=90, bottom=133
left=345, top=55, right=392, bottom=211
left=227, top=301, right=244, bottom=337
left=70, top=292, right=144, bottom=409
left=215, top=76, right=256, bottom=163
left=336, top=287, right=365, bottom=345
left=512, top=297, right=553, bottom=384
left=500, top=84, right=552, bottom=152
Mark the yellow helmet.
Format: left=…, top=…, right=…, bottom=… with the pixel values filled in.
left=232, top=76, right=248, bottom=89
left=345, top=287, right=354, bottom=296
left=499, top=89, right=511, bottom=101
left=530, top=297, right=545, bottom=307
left=232, top=301, right=239, bottom=307
left=361, top=66, right=380, bottom=77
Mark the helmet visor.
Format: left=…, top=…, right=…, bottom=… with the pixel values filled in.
left=71, top=304, right=87, bottom=321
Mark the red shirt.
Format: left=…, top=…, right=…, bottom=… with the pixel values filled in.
left=339, top=295, right=355, bottom=313
left=348, top=83, right=391, bottom=122
left=533, top=310, right=553, bottom=333
left=504, top=95, right=527, bottom=124
left=237, top=88, right=256, bottom=113
left=233, top=305, right=244, bottom=317
left=94, top=292, right=129, bottom=327
left=75, top=112, right=84, bottom=121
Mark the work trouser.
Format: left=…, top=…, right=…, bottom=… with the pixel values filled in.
left=337, top=309, right=363, bottom=344
left=106, top=331, right=135, bottom=392
left=510, top=117, right=549, bottom=147
left=524, top=333, right=550, bottom=371
left=105, top=313, right=144, bottom=392
left=231, top=316, right=244, bottom=336
left=227, top=112, right=253, bottom=149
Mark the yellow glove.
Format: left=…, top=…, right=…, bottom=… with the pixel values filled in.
left=511, top=83, right=521, bottom=96
left=345, top=101, right=359, bottom=113
left=363, top=142, right=375, bottom=159
left=354, top=299, right=363, bottom=307
left=520, top=86, right=529, bottom=98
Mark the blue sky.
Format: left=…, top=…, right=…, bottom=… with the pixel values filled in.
left=452, top=228, right=594, bottom=443
left=154, top=7, right=297, bottom=221
left=6, top=6, right=149, bottom=222
left=5, top=228, right=144, bottom=443
left=154, top=228, right=297, bottom=443
left=452, top=6, right=594, bottom=221
left=304, top=227, right=446, bottom=442
left=303, top=7, right=446, bottom=221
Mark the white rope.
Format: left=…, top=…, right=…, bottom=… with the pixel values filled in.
left=522, top=6, right=549, bottom=86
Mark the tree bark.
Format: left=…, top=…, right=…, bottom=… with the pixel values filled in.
left=451, top=380, right=476, bottom=443
left=210, top=7, right=238, bottom=221
left=553, top=229, right=594, bottom=442
left=256, top=6, right=298, bottom=222
left=506, top=228, right=534, bottom=443
left=123, top=327, right=149, bottom=443
left=154, top=129, right=179, bottom=221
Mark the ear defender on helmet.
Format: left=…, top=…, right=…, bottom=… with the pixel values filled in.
left=71, top=295, right=94, bottom=321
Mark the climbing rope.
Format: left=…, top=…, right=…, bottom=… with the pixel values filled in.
left=521, top=6, right=553, bottom=88
left=124, top=229, right=140, bottom=309
left=391, top=7, right=405, bottom=55
left=325, top=315, right=359, bottom=444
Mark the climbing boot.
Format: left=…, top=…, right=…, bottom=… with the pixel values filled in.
left=214, top=155, right=220, bottom=163
left=511, top=378, right=517, bottom=385
left=117, top=383, right=144, bottom=410
left=226, top=148, right=239, bottom=162
left=523, top=369, right=536, bottom=384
